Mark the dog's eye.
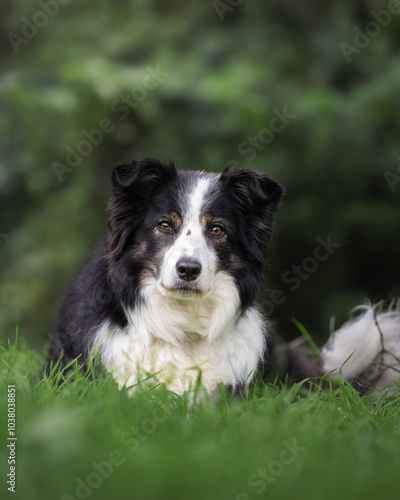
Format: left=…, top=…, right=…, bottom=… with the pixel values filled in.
left=158, top=221, right=172, bottom=232
left=210, top=226, right=224, bottom=238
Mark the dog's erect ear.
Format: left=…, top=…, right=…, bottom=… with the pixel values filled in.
left=220, top=165, right=285, bottom=264
left=111, top=158, right=177, bottom=202
left=108, top=159, right=177, bottom=256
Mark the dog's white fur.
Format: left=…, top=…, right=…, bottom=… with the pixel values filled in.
left=139, top=272, right=241, bottom=346
left=93, top=300, right=266, bottom=396
left=322, top=303, right=400, bottom=389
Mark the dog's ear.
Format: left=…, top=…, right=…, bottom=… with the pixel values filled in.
left=220, top=165, right=284, bottom=264
left=111, top=158, right=176, bottom=202
left=108, top=159, right=177, bottom=256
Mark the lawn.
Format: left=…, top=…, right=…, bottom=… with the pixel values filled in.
left=1, top=334, right=400, bottom=500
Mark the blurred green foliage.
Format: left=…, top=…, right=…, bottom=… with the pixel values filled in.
left=0, top=0, right=399, bottom=348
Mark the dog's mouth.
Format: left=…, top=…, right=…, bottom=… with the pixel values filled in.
left=160, top=283, right=206, bottom=298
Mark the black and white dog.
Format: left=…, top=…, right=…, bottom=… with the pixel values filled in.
left=48, top=159, right=400, bottom=395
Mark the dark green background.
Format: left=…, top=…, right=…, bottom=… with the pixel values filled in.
left=1, top=0, right=399, bottom=351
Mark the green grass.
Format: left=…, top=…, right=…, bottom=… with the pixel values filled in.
left=1, top=335, right=400, bottom=500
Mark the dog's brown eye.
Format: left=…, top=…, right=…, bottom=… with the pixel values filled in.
left=211, top=226, right=224, bottom=237
left=158, top=221, right=172, bottom=232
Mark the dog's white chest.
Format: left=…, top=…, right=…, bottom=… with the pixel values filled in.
left=94, top=306, right=266, bottom=395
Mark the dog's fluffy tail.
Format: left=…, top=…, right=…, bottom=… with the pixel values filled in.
left=283, top=301, right=400, bottom=392
left=321, top=301, right=400, bottom=391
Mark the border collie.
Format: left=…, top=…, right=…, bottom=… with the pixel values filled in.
left=48, top=159, right=400, bottom=396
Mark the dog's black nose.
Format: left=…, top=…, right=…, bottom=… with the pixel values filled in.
left=176, top=259, right=202, bottom=281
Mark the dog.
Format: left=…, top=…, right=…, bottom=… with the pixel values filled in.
left=48, top=159, right=400, bottom=396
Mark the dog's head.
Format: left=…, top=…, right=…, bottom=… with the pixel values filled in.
left=107, top=159, right=283, bottom=309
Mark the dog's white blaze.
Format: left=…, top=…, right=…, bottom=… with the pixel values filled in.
left=160, top=176, right=216, bottom=293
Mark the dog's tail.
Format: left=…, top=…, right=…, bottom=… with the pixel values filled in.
left=285, top=301, right=400, bottom=393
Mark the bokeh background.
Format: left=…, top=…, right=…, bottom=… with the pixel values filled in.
left=1, top=0, right=399, bottom=352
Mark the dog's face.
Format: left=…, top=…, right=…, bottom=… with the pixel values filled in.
left=152, top=175, right=226, bottom=297
left=107, top=159, right=283, bottom=309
